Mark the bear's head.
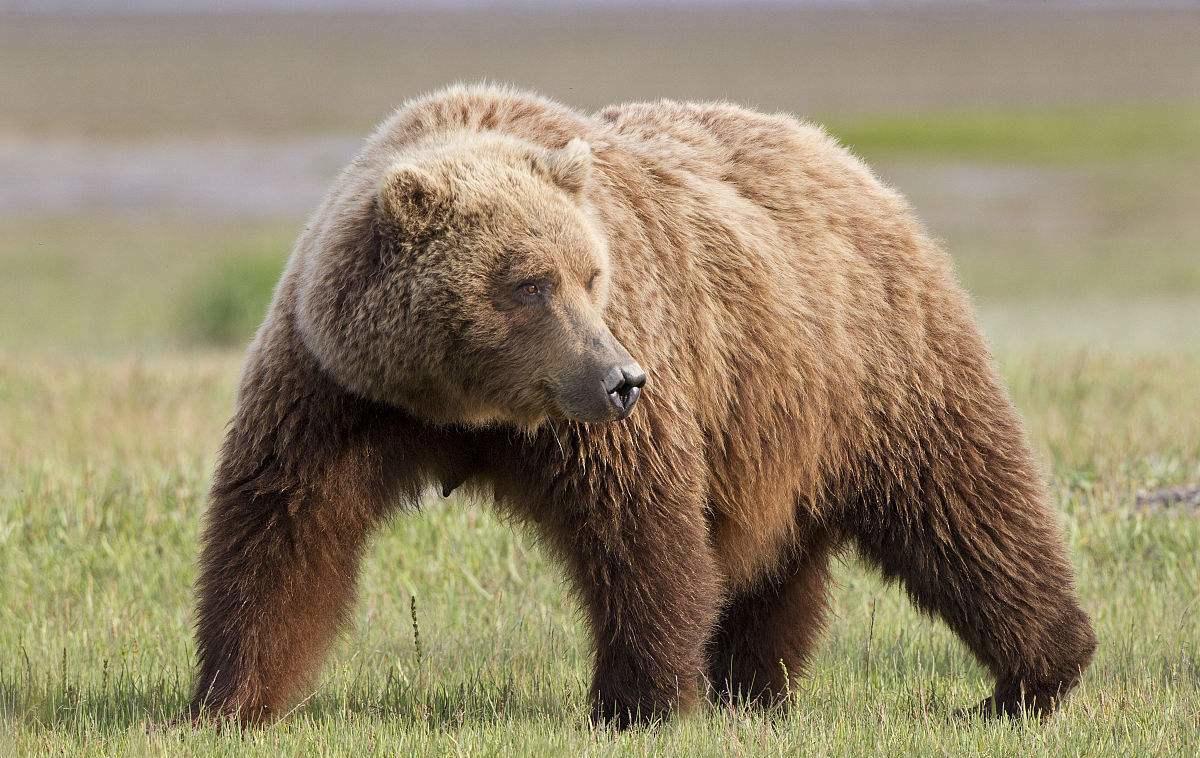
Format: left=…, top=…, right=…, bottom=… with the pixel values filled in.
left=294, top=131, right=645, bottom=429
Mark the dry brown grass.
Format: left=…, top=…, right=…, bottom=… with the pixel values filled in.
left=2, top=7, right=1198, bottom=138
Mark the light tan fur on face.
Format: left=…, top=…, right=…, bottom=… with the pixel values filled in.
left=292, top=129, right=611, bottom=427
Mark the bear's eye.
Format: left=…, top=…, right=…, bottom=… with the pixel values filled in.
left=586, top=270, right=601, bottom=292
left=513, top=280, right=550, bottom=305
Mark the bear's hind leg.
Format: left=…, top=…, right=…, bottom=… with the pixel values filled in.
left=846, top=434, right=1096, bottom=718
left=707, top=532, right=836, bottom=710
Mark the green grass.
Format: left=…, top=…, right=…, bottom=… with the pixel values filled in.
left=0, top=349, right=1198, bottom=755
left=0, top=217, right=292, bottom=353
left=178, top=248, right=286, bottom=347
left=830, top=106, right=1200, bottom=166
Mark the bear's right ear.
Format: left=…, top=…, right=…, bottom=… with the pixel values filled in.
left=376, top=163, right=448, bottom=231
left=535, top=138, right=592, bottom=197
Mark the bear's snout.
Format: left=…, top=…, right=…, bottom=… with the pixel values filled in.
left=555, top=350, right=646, bottom=424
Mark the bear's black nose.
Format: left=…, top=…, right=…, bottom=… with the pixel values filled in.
left=603, top=364, right=646, bottom=419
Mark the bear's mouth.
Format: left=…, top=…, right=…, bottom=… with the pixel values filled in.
left=607, top=384, right=641, bottom=420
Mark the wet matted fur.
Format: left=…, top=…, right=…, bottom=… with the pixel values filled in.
left=189, top=85, right=1096, bottom=728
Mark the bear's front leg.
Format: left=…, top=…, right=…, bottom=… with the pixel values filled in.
left=189, top=318, right=423, bottom=725
left=546, top=466, right=720, bottom=729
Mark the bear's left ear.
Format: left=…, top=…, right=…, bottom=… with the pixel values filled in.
left=376, top=163, right=449, bottom=232
left=535, top=138, right=592, bottom=197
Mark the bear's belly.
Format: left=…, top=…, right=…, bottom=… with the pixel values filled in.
left=707, top=465, right=827, bottom=590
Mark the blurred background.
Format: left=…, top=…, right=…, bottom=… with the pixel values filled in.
left=2, top=3, right=1199, bottom=750
left=2, top=1, right=1197, bottom=353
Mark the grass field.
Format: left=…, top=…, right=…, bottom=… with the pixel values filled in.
left=2, top=6, right=1199, bottom=756
left=1, top=349, right=1198, bottom=755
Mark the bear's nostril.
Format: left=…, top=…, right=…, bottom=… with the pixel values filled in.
left=621, top=365, right=646, bottom=390
left=602, top=366, right=626, bottom=396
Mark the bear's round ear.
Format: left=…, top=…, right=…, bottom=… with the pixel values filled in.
left=536, top=138, right=592, bottom=197
left=377, top=163, right=448, bottom=230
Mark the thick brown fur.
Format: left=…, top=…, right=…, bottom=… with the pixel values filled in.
left=189, top=84, right=1096, bottom=728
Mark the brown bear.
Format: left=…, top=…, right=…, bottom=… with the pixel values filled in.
left=189, top=84, right=1096, bottom=728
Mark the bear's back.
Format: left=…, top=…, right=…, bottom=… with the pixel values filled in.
left=364, top=86, right=915, bottom=257
left=594, top=99, right=901, bottom=223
